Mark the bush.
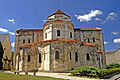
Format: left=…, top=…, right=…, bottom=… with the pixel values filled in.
left=70, top=66, right=120, bottom=78
left=106, top=63, right=120, bottom=69
left=70, top=66, right=102, bottom=77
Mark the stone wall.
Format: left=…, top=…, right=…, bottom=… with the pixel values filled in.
left=106, top=50, right=120, bottom=65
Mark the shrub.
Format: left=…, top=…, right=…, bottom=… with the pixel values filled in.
left=70, top=66, right=102, bottom=77
left=106, top=63, right=120, bottom=69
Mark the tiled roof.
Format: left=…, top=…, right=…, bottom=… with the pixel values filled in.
left=48, top=9, right=70, bottom=18
left=53, top=9, right=64, bottom=14
left=20, top=39, right=97, bottom=48
left=97, top=51, right=103, bottom=53
left=74, top=28, right=102, bottom=31
left=17, top=29, right=43, bottom=32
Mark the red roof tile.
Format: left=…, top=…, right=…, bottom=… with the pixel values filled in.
left=17, top=29, right=43, bottom=32
left=74, top=28, right=102, bottom=31
left=48, top=9, right=70, bottom=18
left=97, top=51, right=103, bottom=53
left=20, top=39, right=97, bottom=48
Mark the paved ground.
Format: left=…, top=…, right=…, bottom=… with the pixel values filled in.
left=1, top=71, right=120, bottom=80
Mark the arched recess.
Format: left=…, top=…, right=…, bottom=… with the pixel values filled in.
left=75, top=52, right=78, bottom=62
left=86, top=53, right=90, bottom=60
left=54, top=49, right=61, bottom=60
left=57, top=30, right=60, bottom=36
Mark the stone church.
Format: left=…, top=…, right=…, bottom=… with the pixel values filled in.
left=14, top=10, right=106, bottom=72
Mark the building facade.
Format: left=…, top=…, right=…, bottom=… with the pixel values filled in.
left=14, top=10, right=105, bottom=72
left=0, top=34, right=12, bottom=70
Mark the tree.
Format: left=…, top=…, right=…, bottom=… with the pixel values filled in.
left=0, top=41, right=4, bottom=70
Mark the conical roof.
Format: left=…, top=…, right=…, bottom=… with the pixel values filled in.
left=49, top=9, right=70, bottom=18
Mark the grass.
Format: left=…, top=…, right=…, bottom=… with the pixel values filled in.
left=0, top=73, right=65, bottom=80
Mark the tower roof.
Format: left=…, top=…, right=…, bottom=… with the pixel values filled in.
left=48, top=9, right=70, bottom=18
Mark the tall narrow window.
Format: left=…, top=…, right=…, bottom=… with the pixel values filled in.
left=70, top=32, right=72, bottom=38
left=93, top=37, right=95, bottom=42
left=55, top=50, right=59, bottom=60
left=28, top=39, right=30, bottom=43
left=28, top=55, right=30, bottom=62
left=39, top=53, right=41, bottom=63
left=75, top=52, right=78, bottom=62
left=23, top=39, right=25, bottom=44
left=70, top=52, right=71, bottom=60
left=57, top=30, right=60, bottom=36
left=88, top=38, right=90, bottom=43
left=86, top=53, right=90, bottom=60
left=45, top=33, right=47, bottom=39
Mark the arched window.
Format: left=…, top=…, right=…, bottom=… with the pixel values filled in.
left=88, top=38, right=90, bottom=43
left=28, top=55, right=30, bottom=62
left=70, top=52, right=71, bottom=60
left=86, top=53, right=90, bottom=60
left=28, top=39, right=30, bottom=43
left=57, top=30, right=60, bottom=36
left=39, top=53, right=41, bottom=63
left=93, top=37, right=95, bottom=42
left=55, top=50, right=59, bottom=60
left=70, top=32, right=72, bottom=38
left=75, top=52, right=78, bottom=62
left=45, top=33, right=47, bottom=39
left=23, top=39, right=25, bottom=44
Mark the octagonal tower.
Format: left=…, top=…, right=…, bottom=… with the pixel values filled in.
left=43, top=10, right=74, bottom=41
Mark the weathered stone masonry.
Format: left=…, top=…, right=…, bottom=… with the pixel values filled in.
left=14, top=10, right=105, bottom=72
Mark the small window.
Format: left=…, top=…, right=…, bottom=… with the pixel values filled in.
left=70, top=52, right=71, bottom=60
left=88, top=38, right=90, bottom=43
left=93, top=37, right=95, bottom=42
left=70, top=32, right=72, bottom=38
left=45, top=33, right=47, bottom=39
left=55, top=50, right=59, bottom=60
left=28, top=55, right=30, bottom=62
left=28, top=39, right=30, bottom=43
left=75, top=52, right=78, bottom=62
left=23, top=39, right=25, bottom=44
left=39, top=53, right=41, bottom=63
left=86, top=53, right=90, bottom=60
left=57, top=30, right=60, bottom=36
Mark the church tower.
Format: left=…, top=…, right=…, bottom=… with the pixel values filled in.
left=43, top=10, right=74, bottom=40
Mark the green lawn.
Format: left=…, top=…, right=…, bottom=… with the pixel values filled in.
left=0, top=73, right=65, bottom=80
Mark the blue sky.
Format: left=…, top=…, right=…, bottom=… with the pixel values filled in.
left=0, top=0, right=120, bottom=51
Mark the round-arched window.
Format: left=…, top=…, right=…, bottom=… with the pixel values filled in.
left=55, top=50, right=59, bottom=60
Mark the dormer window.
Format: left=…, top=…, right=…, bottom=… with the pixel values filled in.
left=57, top=30, right=60, bottom=36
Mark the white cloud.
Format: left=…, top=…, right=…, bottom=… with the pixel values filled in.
left=95, top=18, right=102, bottom=21
left=112, top=32, right=119, bottom=35
left=11, top=42, right=15, bottom=47
left=0, top=27, right=15, bottom=35
left=104, top=41, right=109, bottom=45
left=43, top=20, right=47, bottom=22
left=75, top=10, right=102, bottom=22
left=106, top=12, right=117, bottom=21
left=0, top=28, right=8, bottom=32
left=9, top=32, right=15, bottom=35
left=114, top=38, right=120, bottom=43
left=8, top=19, right=15, bottom=24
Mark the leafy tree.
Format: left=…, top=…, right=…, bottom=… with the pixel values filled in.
left=0, top=41, right=4, bottom=70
